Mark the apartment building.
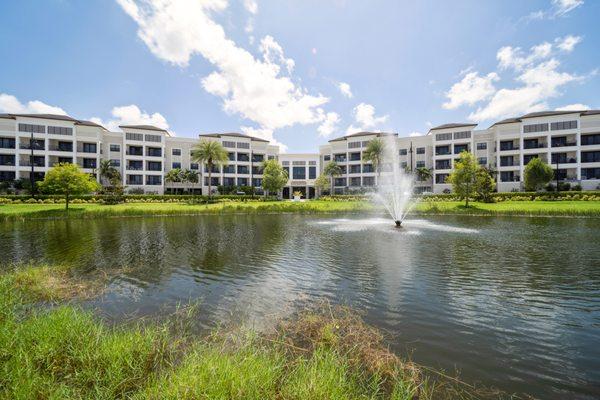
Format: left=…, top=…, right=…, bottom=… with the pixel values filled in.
left=1, top=109, right=599, bottom=195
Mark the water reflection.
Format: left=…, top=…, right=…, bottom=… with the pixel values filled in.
left=0, top=214, right=599, bottom=399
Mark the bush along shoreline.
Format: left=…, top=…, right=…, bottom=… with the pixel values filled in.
left=0, top=264, right=521, bottom=400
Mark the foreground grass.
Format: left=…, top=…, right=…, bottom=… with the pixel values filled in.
left=1, top=199, right=600, bottom=220
left=0, top=265, right=513, bottom=400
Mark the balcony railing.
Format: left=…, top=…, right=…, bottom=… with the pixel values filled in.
left=523, top=143, right=547, bottom=149
left=20, top=161, right=45, bottom=167
left=49, top=146, right=73, bottom=152
left=499, top=145, right=519, bottom=151
left=551, top=142, right=577, bottom=148
left=126, top=166, right=144, bottom=171
left=126, top=150, right=144, bottom=156
left=19, top=144, right=45, bottom=150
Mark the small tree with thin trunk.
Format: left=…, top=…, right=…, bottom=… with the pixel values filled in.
left=415, top=167, right=432, bottom=182
left=524, top=158, right=554, bottom=191
left=323, top=161, right=342, bottom=195
left=447, top=151, right=478, bottom=207
left=362, top=138, right=385, bottom=185
left=474, top=166, right=496, bottom=202
left=165, top=168, right=182, bottom=194
left=191, top=140, right=229, bottom=198
left=314, top=174, right=330, bottom=197
left=38, top=163, right=100, bottom=210
left=261, top=159, right=288, bottom=197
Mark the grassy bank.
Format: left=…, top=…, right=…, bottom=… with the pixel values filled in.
left=1, top=199, right=600, bottom=220
left=0, top=264, right=510, bottom=400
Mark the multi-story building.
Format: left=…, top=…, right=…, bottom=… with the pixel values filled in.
left=1, top=109, right=599, bottom=195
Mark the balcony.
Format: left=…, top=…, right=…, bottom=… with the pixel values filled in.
left=551, top=141, right=577, bottom=148
left=523, top=142, right=547, bottom=149
left=19, top=143, right=45, bottom=151
left=49, top=146, right=73, bottom=152
left=499, top=145, right=519, bottom=151
left=126, top=166, right=144, bottom=171
left=20, top=161, right=45, bottom=167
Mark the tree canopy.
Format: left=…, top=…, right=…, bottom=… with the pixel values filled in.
left=362, top=138, right=384, bottom=178
left=191, top=140, right=229, bottom=197
left=38, top=163, right=100, bottom=210
left=323, top=161, right=343, bottom=194
left=261, top=159, right=288, bottom=195
left=524, top=158, right=554, bottom=191
left=447, top=151, right=479, bottom=207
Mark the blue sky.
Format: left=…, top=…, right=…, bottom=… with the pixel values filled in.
left=0, top=0, right=598, bottom=152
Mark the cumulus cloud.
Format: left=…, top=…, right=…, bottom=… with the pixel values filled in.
left=556, top=35, right=582, bottom=52
left=91, top=105, right=169, bottom=132
left=526, top=0, right=583, bottom=20
left=555, top=103, right=590, bottom=111
left=0, top=93, right=67, bottom=115
left=240, top=126, right=287, bottom=152
left=346, top=103, right=388, bottom=133
left=442, top=72, right=499, bottom=109
left=337, top=82, right=353, bottom=98
left=317, top=112, right=340, bottom=137
left=242, top=0, right=257, bottom=14
left=116, top=0, right=331, bottom=146
left=408, top=132, right=424, bottom=137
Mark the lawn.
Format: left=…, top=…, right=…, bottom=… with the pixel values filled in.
left=1, top=199, right=599, bottom=220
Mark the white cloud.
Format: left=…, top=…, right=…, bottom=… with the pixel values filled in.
left=337, top=82, right=353, bottom=98
left=526, top=0, right=583, bottom=20
left=91, top=104, right=169, bottom=132
left=317, top=112, right=340, bottom=137
left=0, top=93, right=67, bottom=115
left=409, top=132, right=423, bottom=137
left=244, top=18, right=254, bottom=33
left=346, top=103, right=388, bottom=133
left=556, top=35, right=582, bottom=52
left=555, top=103, right=590, bottom=111
left=116, top=0, right=331, bottom=147
left=242, top=0, right=257, bottom=14
left=442, top=72, right=499, bottom=109
left=240, top=126, right=287, bottom=152
left=497, top=42, right=553, bottom=71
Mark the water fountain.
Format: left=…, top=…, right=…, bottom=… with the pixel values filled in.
left=370, top=136, right=415, bottom=227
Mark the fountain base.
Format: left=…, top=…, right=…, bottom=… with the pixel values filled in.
left=395, top=220, right=402, bottom=228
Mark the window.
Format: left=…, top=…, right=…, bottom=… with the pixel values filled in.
left=283, top=167, right=289, bottom=176
left=334, top=154, right=346, bottom=162
left=363, top=176, right=375, bottom=186
left=362, top=164, right=374, bottom=173
left=172, top=148, right=181, bottom=156
left=223, top=141, right=236, bottom=148
left=18, top=123, right=45, bottom=133
left=237, top=178, right=249, bottom=186
left=127, top=146, right=143, bottom=156
left=435, top=133, right=452, bottom=141
left=252, top=154, right=264, bottom=163
left=223, top=177, right=235, bottom=186
left=523, top=123, right=548, bottom=133
left=309, top=166, right=316, bottom=179
left=349, top=152, right=361, bottom=161
left=416, top=161, right=425, bottom=168
left=144, top=134, right=161, bottom=142
left=349, top=165, right=361, bottom=174
left=110, top=159, right=120, bottom=167
left=323, top=155, right=331, bottom=161
left=147, top=161, right=162, bottom=171
left=478, top=157, right=487, bottom=165
left=110, top=144, right=120, bottom=152
left=190, top=163, right=199, bottom=170
left=361, top=140, right=371, bottom=147
left=48, top=126, right=72, bottom=136
left=581, top=134, right=600, bottom=146
left=29, top=156, right=45, bottom=167
left=582, top=168, right=600, bottom=180
left=127, top=175, right=143, bottom=185
left=56, top=141, right=72, bottom=152
left=223, top=165, right=235, bottom=173
left=0, top=138, right=15, bottom=149
left=172, top=162, right=181, bottom=169
left=146, top=147, right=162, bottom=157
left=524, top=139, right=544, bottom=149
left=57, top=157, right=72, bottom=164
left=205, top=177, right=220, bottom=186
left=128, top=160, right=143, bottom=170
left=0, top=171, right=16, bottom=181
left=82, top=158, right=96, bottom=169
left=416, top=147, right=425, bottom=154
left=237, top=142, right=250, bottom=149
left=523, top=155, right=538, bottom=165
left=292, top=167, right=306, bottom=179
left=476, top=142, right=487, bottom=150
left=435, top=145, right=450, bottom=155
left=500, top=156, right=516, bottom=167
left=499, top=141, right=517, bottom=151
left=268, top=155, right=275, bottom=160
left=348, top=141, right=361, bottom=149
left=435, top=174, right=448, bottom=184
left=334, top=178, right=346, bottom=187
left=350, top=177, right=361, bottom=186
left=125, top=132, right=143, bottom=141
left=252, top=178, right=262, bottom=187
left=237, top=153, right=250, bottom=162
left=237, top=165, right=249, bottom=174
left=453, top=131, right=471, bottom=139
left=146, top=175, right=162, bottom=185
left=500, top=171, right=515, bottom=182
left=0, top=155, right=15, bottom=166
left=454, top=144, right=468, bottom=154
left=550, top=120, right=577, bottom=131
left=82, top=143, right=97, bottom=153
left=435, top=159, right=451, bottom=169
left=582, top=151, right=600, bottom=163
left=252, top=166, right=262, bottom=175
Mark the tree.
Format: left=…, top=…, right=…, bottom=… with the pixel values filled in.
left=182, top=169, right=199, bottom=194
left=96, top=159, right=121, bottom=187
left=474, top=167, right=496, bottom=202
left=314, top=174, right=330, bottom=197
left=165, top=168, right=182, bottom=194
left=524, top=158, right=554, bottom=191
left=362, top=138, right=384, bottom=184
left=261, top=159, right=288, bottom=197
left=447, top=151, right=478, bottom=207
left=415, top=167, right=432, bottom=182
left=38, top=163, right=100, bottom=210
left=323, top=161, right=343, bottom=195
left=191, top=140, right=229, bottom=198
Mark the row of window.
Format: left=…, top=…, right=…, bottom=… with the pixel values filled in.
left=126, top=175, right=162, bottom=185
left=222, top=141, right=250, bottom=149
left=203, top=177, right=262, bottom=187
left=333, top=177, right=376, bottom=187
left=398, top=147, right=426, bottom=155
left=282, top=166, right=317, bottom=180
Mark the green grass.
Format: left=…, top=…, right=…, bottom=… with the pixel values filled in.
left=0, top=265, right=511, bottom=400
left=1, top=199, right=600, bottom=220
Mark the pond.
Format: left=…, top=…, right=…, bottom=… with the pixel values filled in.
left=1, top=214, right=599, bottom=399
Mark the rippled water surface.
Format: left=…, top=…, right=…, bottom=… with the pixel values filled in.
left=1, top=214, right=599, bottom=399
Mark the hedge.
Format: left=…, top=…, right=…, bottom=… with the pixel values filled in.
left=0, top=194, right=279, bottom=205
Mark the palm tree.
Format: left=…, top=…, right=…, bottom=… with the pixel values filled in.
left=323, top=161, right=342, bottom=195
left=96, top=159, right=120, bottom=187
left=182, top=169, right=199, bottom=194
left=191, top=140, right=229, bottom=198
left=165, top=168, right=182, bottom=194
left=362, top=138, right=385, bottom=185
left=415, top=167, right=432, bottom=182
